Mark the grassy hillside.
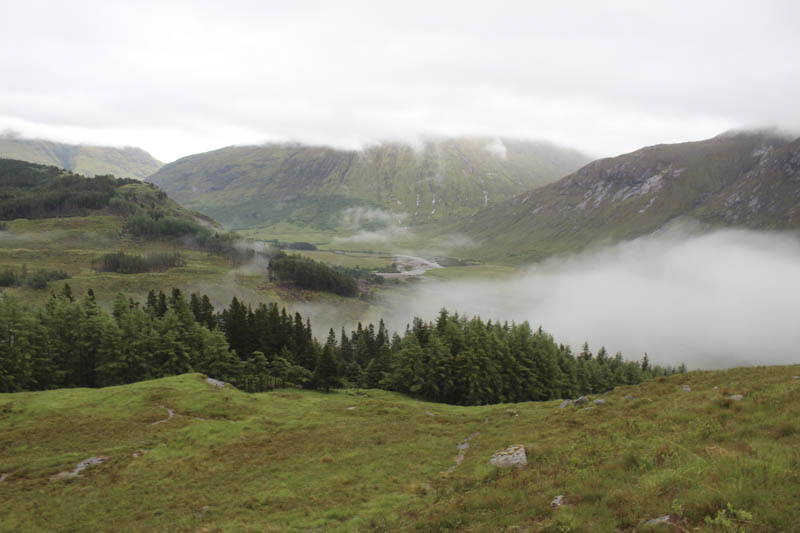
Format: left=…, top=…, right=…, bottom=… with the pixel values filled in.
left=1, top=367, right=798, bottom=532
left=0, top=159, right=384, bottom=324
left=458, top=130, right=800, bottom=264
left=0, top=134, right=162, bottom=180
left=146, top=138, right=590, bottom=235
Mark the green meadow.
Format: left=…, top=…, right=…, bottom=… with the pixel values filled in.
left=1, top=366, right=798, bottom=532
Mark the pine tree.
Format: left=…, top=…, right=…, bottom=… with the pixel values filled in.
left=313, top=329, right=339, bottom=392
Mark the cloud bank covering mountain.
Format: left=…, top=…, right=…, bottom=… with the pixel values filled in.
left=1, top=1, right=798, bottom=161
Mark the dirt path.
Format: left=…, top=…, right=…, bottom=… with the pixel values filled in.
left=151, top=405, right=175, bottom=425
left=441, top=432, right=480, bottom=476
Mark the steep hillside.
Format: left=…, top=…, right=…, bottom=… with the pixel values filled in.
left=0, top=158, right=201, bottom=224
left=146, top=138, right=590, bottom=232
left=460, top=130, right=800, bottom=262
left=0, top=134, right=162, bottom=180
left=1, top=368, right=798, bottom=532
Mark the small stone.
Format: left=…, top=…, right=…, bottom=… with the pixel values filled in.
left=551, top=495, right=566, bottom=507
left=489, top=445, right=527, bottom=468
left=593, top=399, right=606, bottom=406
left=682, top=384, right=691, bottom=392
left=574, top=396, right=590, bottom=406
left=347, top=406, right=357, bottom=410
left=426, top=411, right=436, bottom=417
left=558, top=400, right=574, bottom=409
left=714, top=386, right=719, bottom=390
left=0, top=473, right=7, bottom=482
left=205, top=378, right=225, bottom=388
left=793, top=376, right=799, bottom=380
left=728, top=394, right=743, bottom=401
left=506, top=408, right=519, bottom=417
left=456, top=442, right=470, bottom=451
left=624, top=394, right=635, bottom=401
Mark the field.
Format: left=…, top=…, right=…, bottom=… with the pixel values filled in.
left=1, top=367, right=799, bottom=532
left=0, top=216, right=375, bottom=323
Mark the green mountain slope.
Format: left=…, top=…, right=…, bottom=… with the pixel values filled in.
left=146, top=138, right=590, bottom=231
left=0, top=158, right=200, bottom=224
left=459, top=130, right=800, bottom=263
left=0, top=134, right=162, bottom=180
left=1, top=368, right=798, bottom=532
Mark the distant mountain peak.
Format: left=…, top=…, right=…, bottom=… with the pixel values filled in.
left=147, top=137, right=591, bottom=232
left=0, top=135, right=162, bottom=180
left=458, top=130, right=800, bottom=263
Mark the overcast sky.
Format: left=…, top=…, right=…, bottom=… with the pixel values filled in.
left=1, top=1, right=798, bottom=162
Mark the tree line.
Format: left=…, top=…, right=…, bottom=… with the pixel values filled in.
left=269, top=253, right=360, bottom=296
left=92, top=251, right=186, bottom=274
left=0, top=285, right=683, bottom=403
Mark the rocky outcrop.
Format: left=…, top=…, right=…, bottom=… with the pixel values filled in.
left=489, top=445, right=527, bottom=468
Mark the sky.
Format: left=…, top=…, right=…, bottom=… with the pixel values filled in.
left=1, top=1, right=799, bottom=162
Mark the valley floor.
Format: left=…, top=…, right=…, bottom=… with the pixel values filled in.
left=1, top=366, right=799, bottom=532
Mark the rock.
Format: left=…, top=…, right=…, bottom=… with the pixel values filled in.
left=714, top=386, right=719, bottom=390
left=728, top=394, right=743, bottom=401
left=50, top=456, right=109, bottom=481
left=489, top=445, right=527, bottom=468
left=558, top=399, right=574, bottom=408
left=644, top=514, right=675, bottom=527
left=793, top=376, right=799, bottom=380
left=506, top=408, right=519, bottom=417
left=551, top=495, right=566, bottom=507
left=0, top=473, right=7, bottom=482
left=346, top=406, right=357, bottom=410
left=624, top=394, right=635, bottom=401
left=205, top=377, right=226, bottom=388
left=574, top=396, right=590, bottom=406
left=426, top=411, right=436, bottom=417
left=456, top=442, right=470, bottom=451
left=593, top=399, right=606, bottom=406
left=682, top=384, right=691, bottom=392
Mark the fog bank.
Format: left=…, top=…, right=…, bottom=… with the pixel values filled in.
left=377, top=229, right=800, bottom=369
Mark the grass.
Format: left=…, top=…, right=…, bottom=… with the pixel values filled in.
left=424, top=264, right=518, bottom=280
left=1, top=367, right=799, bottom=532
left=292, top=250, right=397, bottom=270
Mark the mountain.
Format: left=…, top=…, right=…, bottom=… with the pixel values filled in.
left=459, top=130, right=800, bottom=262
left=146, top=137, right=590, bottom=232
left=0, top=133, right=162, bottom=180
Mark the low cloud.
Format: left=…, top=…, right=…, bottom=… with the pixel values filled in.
left=373, top=228, right=800, bottom=370
left=484, top=138, right=507, bottom=159
left=333, top=227, right=411, bottom=245
left=334, top=206, right=410, bottom=245
left=340, top=207, right=403, bottom=230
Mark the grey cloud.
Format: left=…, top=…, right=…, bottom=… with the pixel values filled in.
left=1, top=1, right=799, bottom=161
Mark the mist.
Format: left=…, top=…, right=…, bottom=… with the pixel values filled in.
left=365, top=228, right=800, bottom=370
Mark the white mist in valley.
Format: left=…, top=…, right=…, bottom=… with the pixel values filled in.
left=374, top=228, right=800, bottom=370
